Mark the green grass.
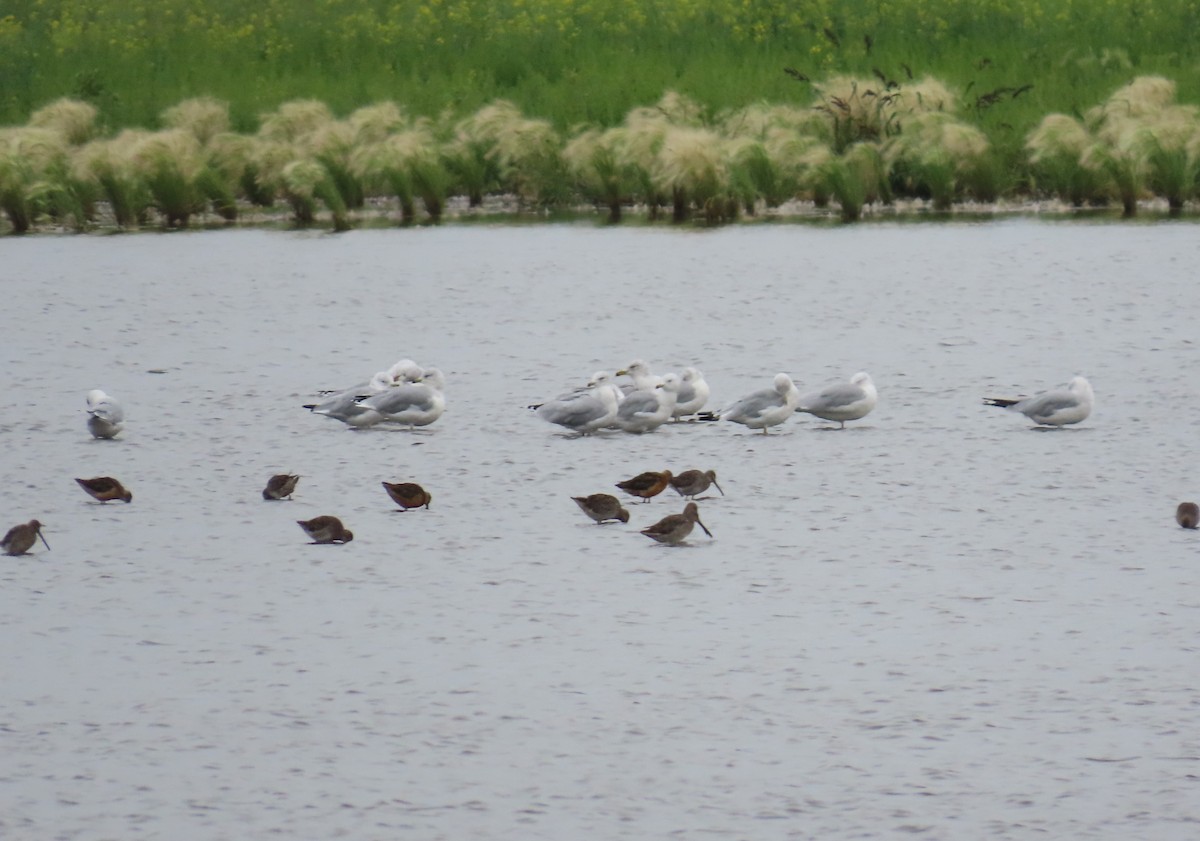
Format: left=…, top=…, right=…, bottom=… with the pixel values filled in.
left=3, top=1, right=1200, bottom=230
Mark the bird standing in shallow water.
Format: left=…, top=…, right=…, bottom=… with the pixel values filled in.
left=1177, top=502, right=1199, bottom=529
left=86, top=389, right=124, bottom=439
left=2, top=520, right=50, bottom=555
left=640, top=503, right=713, bottom=545
left=75, top=476, right=133, bottom=503
left=297, top=516, right=354, bottom=544
left=262, top=474, right=300, bottom=500
left=572, top=493, right=630, bottom=524
left=382, top=481, right=432, bottom=511
left=670, top=469, right=724, bottom=500
left=715, top=373, right=800, bottom=433
left=983, top=376, right=1094, bottom=427
left=616, top=470, right=673, bottom=503
left=796, top=372, right=878, bottom=428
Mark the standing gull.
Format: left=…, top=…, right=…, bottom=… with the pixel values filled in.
left=796, top=372, right=878, bottom=428
left=672, top=367, right=711, bottom=420
left=983, top=376, right=1094, bottom=427
left=535, top=381, right=620, bottom=435
left=716, top=373, right=800, bottom=433
left=86, top=389, right=124, bottom=439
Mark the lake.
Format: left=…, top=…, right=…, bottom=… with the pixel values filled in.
left=2, top=220, right=1199, bottom=839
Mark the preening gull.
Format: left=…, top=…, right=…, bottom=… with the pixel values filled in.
left=305, top=370, right=394, bottom=427
left=361, top=368, right=446, bottom=428
left=983, top=376, right=1094, bottom=427
left=796, top=372, right=878, bottom=428
left=717, top=373, right=800, bottom=433
left=615, top=373, right=680, bottom=433
left=86, top=389, right=124, bottom=439
left=672, top=367, right=710, bottom=419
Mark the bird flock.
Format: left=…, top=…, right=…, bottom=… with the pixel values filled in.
left=3, top=364, right=1194, bottom=557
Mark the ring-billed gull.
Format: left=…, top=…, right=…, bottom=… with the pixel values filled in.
left=672, top=367, right=711, bottom=419
left=296, top=515, right=354, bottom=544
left=983, top=376, right=1094, bottom=427
left=305, top=370, right=395, bottom=427
left=670, top=469, right=724, bottom=500
left=382, top=481, right=432, bottom=511
left=74, top=477, right=132, bottom=503
left=616, top=470, right=673, bottom=502
left=572, top=494, right=630, bottom=524
left=615, top=373, right=681, bottom=433
left=360, top=368, right=446, bottom=428
left=796, top=372, right=878, bottom=428
left=86, top=389, right=124, bottom=439
left=262, top=474, right=299, bottom=500
left=2, top=520, right=50, bottom=555
left=640, top=502, right=713, bottom=545
left=535, top=381, right=621, bottom=435
left=716, top=373, right=799, bottom=433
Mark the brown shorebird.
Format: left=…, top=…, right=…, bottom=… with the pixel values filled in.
left=572, top=493, right=630, bottom=524
left=615, top=470, right=673, bottom=503
left=75, top=476, right=133, bottom=503
left=669, top=469, right=724, bottom=500
left=262, top=474, right=300, bottom=500
left=382, top=481, right=432, bottom=511
left=2, top=520, right=50, bottom=556
left=640, top=502, right=713, bottom=545
left=297, top=515, right=354, bottom=544
left=1178, top=502, right=1199, bottom=529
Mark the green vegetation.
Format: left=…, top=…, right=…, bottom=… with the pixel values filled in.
left=2, top=1, right=1200, bottom=231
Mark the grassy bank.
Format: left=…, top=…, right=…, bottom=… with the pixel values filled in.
left=2, top=1, right=1200, bottom=231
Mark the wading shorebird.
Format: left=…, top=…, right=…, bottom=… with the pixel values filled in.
left=85, top=389, right=124, bottom=439
left=571, top=493, right=630, bottom=524
left=2, top=519, right=50, bottom=556
left=796, top=372, right=878, bottom=429
left=669, top=469, right=724, bottom=500
left=262, top=474, right=300, bottom=500
left=382, top=481, right=432, bottom=511
left=616, top=470, right=673, bottom=503
left=982, top=376, right=1094, bottom=427
left=297, top=515, right=354, bottom=544
left=1177, top=502, right=1199, bottom=529
left=75, top=476, right=133, bottom=503
left=640, top=502, right=713, bottom=545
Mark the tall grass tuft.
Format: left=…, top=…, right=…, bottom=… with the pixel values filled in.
left=281, top=158, right=349, bottom=231
left=161, top=97, right=231, bottom=146
left=1026, top=114, right=1106, bottom=206
left=561, top=127, right=636, bottom=222
left=72, top=130, right=153, bottom=229
left=454, top=101, right=567, bottom=208
left=351, top=119, right=448, bottom=224
left=130, top=130, right=208, bottom=227
left=0, top=128, right=68, bottom=233
left=28, top=99, right=98, bottom=146
left=885, top=113, right=991, bottom=210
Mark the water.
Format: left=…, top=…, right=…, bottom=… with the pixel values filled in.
left=1, top=221, right=1198, bottom=839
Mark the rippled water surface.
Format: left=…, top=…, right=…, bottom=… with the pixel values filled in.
left=2, top=221, right=1199, bottom=839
